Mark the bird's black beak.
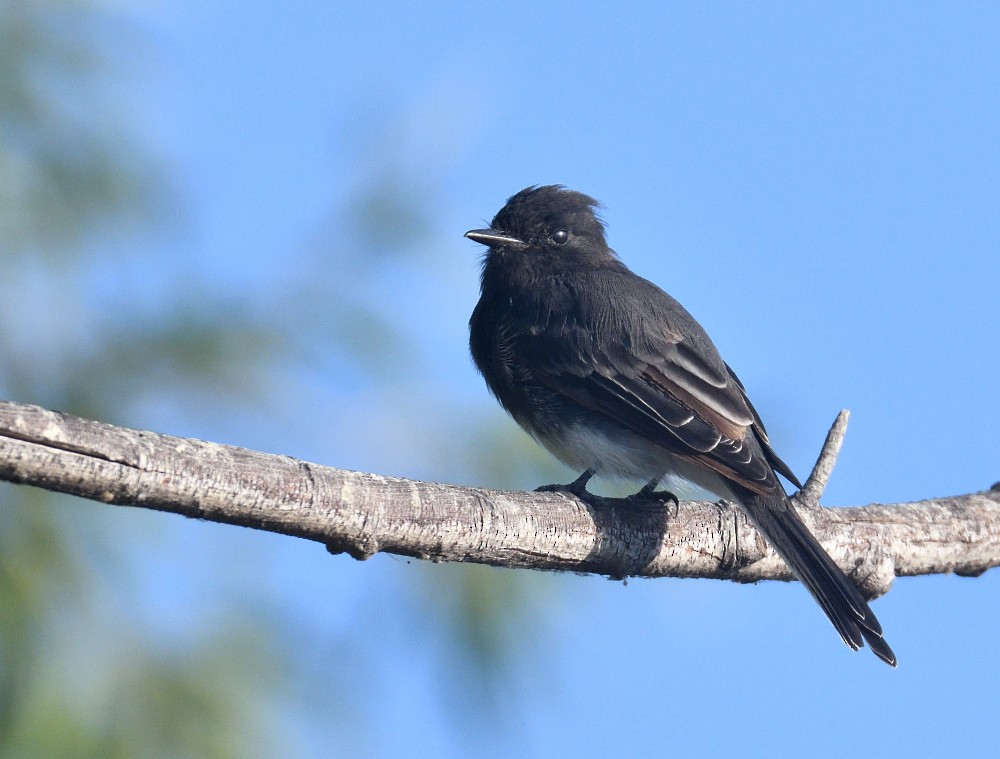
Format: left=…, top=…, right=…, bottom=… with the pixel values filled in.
left=465, top=228, right=526, bottom=249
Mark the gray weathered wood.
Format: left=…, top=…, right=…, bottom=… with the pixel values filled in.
left=0, top=399, right=997, bottom=597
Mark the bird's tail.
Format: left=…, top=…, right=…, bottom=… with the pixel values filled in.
left=737, top=487, right=897, bottom=666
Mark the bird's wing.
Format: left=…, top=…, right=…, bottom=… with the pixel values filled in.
left=724, top=361, right=802, bottom=488
left=528, top=274, right=799, bottom=494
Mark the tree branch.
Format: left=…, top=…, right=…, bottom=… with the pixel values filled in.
left=798, top=408, right=850, bottom=504
left=0, top=399, right=997, bottom=598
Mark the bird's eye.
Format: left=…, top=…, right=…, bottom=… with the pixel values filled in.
left=551, top=229, right=569, bottom=245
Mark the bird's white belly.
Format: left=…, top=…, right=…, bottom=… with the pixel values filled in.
left=528, top=420, right=737, bottom=501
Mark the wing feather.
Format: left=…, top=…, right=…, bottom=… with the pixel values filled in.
left=525, top=271, right=799, bottom=493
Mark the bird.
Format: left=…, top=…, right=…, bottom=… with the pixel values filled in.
left=466, top=184, right=896, bottom=666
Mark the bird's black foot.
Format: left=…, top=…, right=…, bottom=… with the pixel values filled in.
left=535, top=468, right=596, bottom=499
left=626, top=480, right=679, bottom=508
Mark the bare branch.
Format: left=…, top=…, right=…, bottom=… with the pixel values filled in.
left=0, top=399, right=998, bottom=599
left=798, top=408, right=850, bottom=504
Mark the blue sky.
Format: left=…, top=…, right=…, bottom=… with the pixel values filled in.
left=90, top=2, right=1000, bottom=756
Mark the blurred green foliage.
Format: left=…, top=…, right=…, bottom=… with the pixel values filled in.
left=0, top=4, right=292, bottom=756
left=0, top=2, right=151, bottom=260
left=0, top=2, right=552, bottom=756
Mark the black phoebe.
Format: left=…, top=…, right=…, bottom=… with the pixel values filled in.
left=466, top=185, right=895, bottom=666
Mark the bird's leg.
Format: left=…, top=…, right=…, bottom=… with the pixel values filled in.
left=535, top=468, right=595, bottom=498
left=627, top=477, right=679, bottom=508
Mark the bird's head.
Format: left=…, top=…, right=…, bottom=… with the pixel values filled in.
left=465, top=185, right=615, bottom=270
